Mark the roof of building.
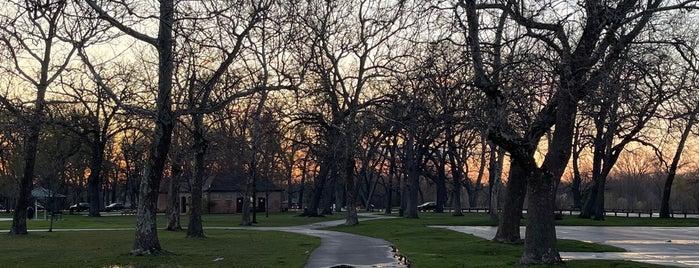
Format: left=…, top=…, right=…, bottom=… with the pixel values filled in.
left=204, top=173, right=283, bottom=192
left=32, top=187, right=66, bottom=198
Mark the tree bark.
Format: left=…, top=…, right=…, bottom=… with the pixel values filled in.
left=571, top=152, right=583, bottom=209
left=449, top=155, right=464, bottom=216
left=10, top=121, right=40, bottom=235
left=405, top=135, right=420, bottom=219
left=385, top=136, right=398, bottom=214
left=488, top=144, right=504, bottom=221
left=187, top=141, right=207, bottom=237
left=165, top=158, right=182, bottom=231
left=87, top=142, right=104, bottom=217
left=298, top=157, right=308, bottom=211
left=579, top=183, right=598, bottom=219
left=344, top=156, right=359, bottom=225
left=303, top=160, right=329, bottom=217
left=494, top=160, right=526, bottom=243
left=470, top=137, right=489, bottom=208
left=571, top=125, right=584, bottom=209
left=321, top=174, right=336, bottom=215
left=435, top=160, right=447, bottom=213
left=518, top=171, right=560, bottom=264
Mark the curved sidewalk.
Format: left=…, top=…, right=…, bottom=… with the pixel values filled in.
left=211, top=213, right=406, bottom=268
left=433, top=225, right=699, bottom=267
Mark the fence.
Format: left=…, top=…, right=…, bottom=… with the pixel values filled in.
left=442, top=207, right=699, bottom=219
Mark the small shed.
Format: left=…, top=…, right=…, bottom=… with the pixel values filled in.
left=31, top=187, right=66, bottom=220
left=204, top=174, right=284, bottom=214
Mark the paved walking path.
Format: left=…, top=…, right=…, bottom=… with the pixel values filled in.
left=433, top=226, right=699, bottom=267
left=293, top=215, right=405, bottom=268
left=213, top=214, right=405, bottom=268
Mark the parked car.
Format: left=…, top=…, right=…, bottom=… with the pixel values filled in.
left=417, top=201, right=437, bottom=212
left=69, top=202, right=90, bottom=212
left=105, top=202, right=125, bottom=212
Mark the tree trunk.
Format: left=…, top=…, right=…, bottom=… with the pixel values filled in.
left=571, top=162, right=583, bottom=209
left=571, top=128, right=584, bottom=209
left=287, top=156, right=294, bottom=212
left=132, top=0, right=174, bottom=255
left=404, top=135, right=420, bottom=218
left=660, top=175, right=676, bottom=218
left=320, top=172, right=336, bottom=215
left=488, top=144, right=504, bottom=221
left=298, top=161, right=307, bottom=211
left=385, top=174, right=393, bottom=214
left=593, top=174, right=607, bottom=220
left=385, top=137, right=397, bottom=215
left=187, top=128, right=205, bottom=236
left=241, top=172, right=253, bottom=226
left=435, top=160, right=447, bottom=213
left=488, top=179, right=500, bottom=222
left=333, top=174, right=344, bottom=213
left=579, top=182, right=598, bottom=219
left=660, top=108, right=696, bottom=218
left=446, top=131, right=464, bottom=216
left=165, top=159, right=182, bottom=231
left=494, top=160, right=526, bottom=243
left=470, top=137, right=489, bottom=208
left=87, top=142, right=104, bottom=217
left=132, top=162, right=167, bottom=255
left=345, top=156, right=359, bottom=225
left=518, top=172, right=561, bottom=264
left=10, top=123, right=39, bottom=235
left=304, top=160, right=329, bottom=217
left=519, top=92, right=577, bottom=264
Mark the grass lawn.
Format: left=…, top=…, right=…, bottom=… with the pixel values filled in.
left=0, top=211, right=690, bottom=267
left=0, top=211, right=341, bottom=268
left=0, top=211, right=347, bottom=230
left=327, top=213, right=673, bottom=268
left=0, top=230, right=318, bottom=268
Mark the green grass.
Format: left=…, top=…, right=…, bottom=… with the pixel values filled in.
left=326, top=214, right=668, bottom=267
left=0, top=211, right=339, bottom=268
left=557, top=239, right=623, bottom=252
left=0, top=211, right=686, bottom=267
left=0, top=211, right=347, bottom=230
left=0, top=230, right=318, bottom=268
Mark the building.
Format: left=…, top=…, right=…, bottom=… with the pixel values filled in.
left=203, top=174, right=284, bottom=214
left=157, top=173, right=285, bottom=214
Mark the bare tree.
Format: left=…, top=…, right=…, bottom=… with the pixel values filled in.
left=0, top=0, right=80, bottom=235
left=294, top=0, right=412, bottom=225
left=658, top=42, right=699, bottom=218
left=456, top=0, right=693, bottom=264
left=82, top=0, right=176, bottom=254
left=579, top=51, right=672, bottom=220
left=56, top=67, right=132, bottom=217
